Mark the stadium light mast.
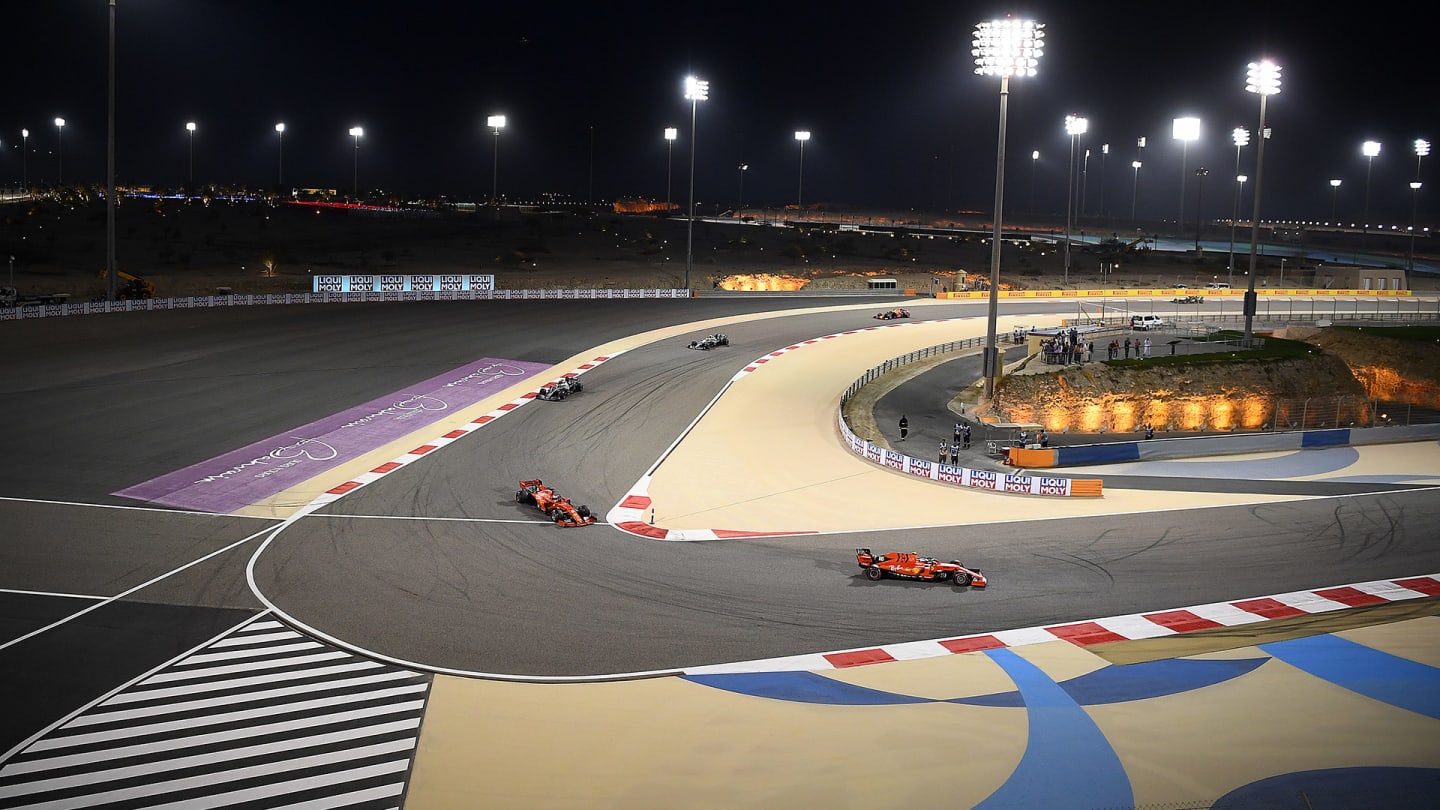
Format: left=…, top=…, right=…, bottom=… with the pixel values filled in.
left=1242, top=59, right=1280, bottom=344
left=348, top=126, right=364, bottom=198
left=487, top=114, right=506, bottom=206
left=972, top=17, right=1044, bottom=400
left=794, top=130, right=811, bottom=209
left=683, top=76, right=709, bottom=294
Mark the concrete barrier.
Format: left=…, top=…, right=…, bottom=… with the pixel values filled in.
left=1044, top=423, right=1440, bottom=468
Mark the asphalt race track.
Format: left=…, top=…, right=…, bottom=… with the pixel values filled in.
left=3, top=295, right=1439, bottom=806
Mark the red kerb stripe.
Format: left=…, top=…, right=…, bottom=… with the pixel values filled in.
left=825, top=649, right=896, bottom=668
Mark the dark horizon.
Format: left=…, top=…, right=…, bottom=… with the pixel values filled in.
left=2, top=1, right=1435, bottom=228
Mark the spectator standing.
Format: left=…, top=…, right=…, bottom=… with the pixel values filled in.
left=939, top=440, right=948, bottom=463
left=1142, top=337, right=1152, bottom=358
left=949, top=442, right=960, bottom=464
left=899, top=415, right=908, bottom=441
left=1124, top=338, right=1132, bottom=358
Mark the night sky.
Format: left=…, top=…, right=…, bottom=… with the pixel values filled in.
left=3, top=1, right=1435, bottom=226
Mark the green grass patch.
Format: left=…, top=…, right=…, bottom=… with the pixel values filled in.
left=1104, top=331, right=1322, bottom=368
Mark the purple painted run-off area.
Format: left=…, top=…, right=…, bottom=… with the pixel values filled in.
left=115, top=358, right=551, bottom=513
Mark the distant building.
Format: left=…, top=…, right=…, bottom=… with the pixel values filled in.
left=1309, top=265, right=1407, bottom=291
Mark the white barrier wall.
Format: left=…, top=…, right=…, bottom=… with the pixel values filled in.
left=312, top=274, right=496, bottom=293
left=837, top=409, right=1084, bottom=496
left=0, top=288, right=691, bottom=321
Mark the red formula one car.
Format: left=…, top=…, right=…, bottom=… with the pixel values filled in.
left=516, top=479, right=597, bottom=527
left=855, top=548, right=987, bottom=588
left=873, top=307, right=911, bottom=320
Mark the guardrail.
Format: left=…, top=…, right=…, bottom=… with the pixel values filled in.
left=0, top=288, right=691, bottom=321
left=837, top=336, right=1104, bottom=497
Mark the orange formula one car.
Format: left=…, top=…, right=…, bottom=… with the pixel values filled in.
left=855, top=548, right=987, bottom=588
left=873, top=307, right=911, bottom=320
left=516, top=479, right=597, bottom=527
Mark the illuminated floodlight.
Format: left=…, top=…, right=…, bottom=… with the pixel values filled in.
left=1245, top=60, right=1282, bottom=96
left=186, top=121, right=196, bottom=133
left=1417, top=139, right=1431, bottom=158
left=664, top=127, right=677, bottom=142
left=274, top=122, right=285, bottom=133
left=1233, top=127, right=1250, bottom=147
left=349, top=126, right=364, bottom=138
left=794, top=130, right=810, bottom=142
left=684, top=76, right=709, bottom=102
left=1132, top=160, right=1142, bottom=169
left=1363, top=140, right=1381, bottom=158
left=55, top=117, right=65, bottom=128
left=1330, top=179, right=1342, bottom=188
left=971, top=18, right=1044, bottom=77
left=487, top=115, right=506, bottom=131
left=1065, top=114, right=1087, bottom=137
left=1173, top=117, right=1200, bottom=142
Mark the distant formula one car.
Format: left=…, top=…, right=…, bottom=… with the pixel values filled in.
left=516, top=479, right=597, bottom=527
left=536, top=376, right=583, bottom=401
left=873, top=308, right=911, bottom=320
left=855, top=548, right=986, bottom=587
left=687, top=333, right=729, bottom=350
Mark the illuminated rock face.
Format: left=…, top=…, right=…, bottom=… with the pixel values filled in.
left=718, top=274, right=811, bottom=291
left=996, top=355, right=1372, bottom=433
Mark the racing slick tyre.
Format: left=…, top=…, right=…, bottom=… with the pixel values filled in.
left=516, top=490, right=532, bottom=504
left=864, top=566, right=884, bottom=581
left=952, top=571, right=973, bottom=586
left=550, top=508, right=566, bottom=523
left=578, top=505, right=592, bottom=518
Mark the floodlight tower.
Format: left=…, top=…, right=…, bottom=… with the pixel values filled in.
left=663, top=127, right=677, bottom=208
left=1409, top=181, right=1423, bottom=273
left=349, top=126, right=364, bottom=198
left=186, top=121, right=197, bottom=184
left=1063, top=114, right=1087, bottom=284
left=794, top=130, right=811, bottom=209
left=1242, top=59, right=1281, bottom=344
left=683, top=75, right=709, bottom=293
left=1361, top=140, right=1382, bottom=252
left=1329, top=179, right=1342, bottom=223
left=1172, top=116, right=1200, bottom=231
left=54, top=118, right=65, bottom=185
left=1228, top=127, right=1250, bottom=284
left=1131, top=160, right=1142, bottom=220
left=972, top=17, right=1044, bottom=400
left=275, top=123, right=286, bottom=189
left=487, top=114, right=506, bottom=205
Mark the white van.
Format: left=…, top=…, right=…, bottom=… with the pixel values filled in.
left=1130, top=314, right=1166, bottom=330
left=1205, top=282, right=1230, bottom=289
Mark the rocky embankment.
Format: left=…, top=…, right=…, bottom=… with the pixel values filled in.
left=990, top=327, right=1437, bottom=433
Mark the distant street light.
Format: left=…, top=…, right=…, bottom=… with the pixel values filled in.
left=1135, top=136, right=1146, bottom=216
left=54, top=118, right=65, bottom=185
left=21, top=128, right=28, bottom=193
left=1172, top=116, right=1200, bottom=231
left=275, top=123, right=285, bottom=189
left=1228, top=126, right=1251, bottom=285
left=973, top=16, right=1044, bottom=399
left=1064, top=114, right=1088, bottom=284
left=1329, top=178, right=1342, bottom=223
left=1193, top=166, right=1209, bottom=251
left=737, top=163, right=748, bottom=209
left=1229, top=174, right=1247, bottom=285
left=663, top=127, right=677, bottom=209
left=349, top=126, right=364, bottom=198
left=1030, top=150, right=1039, bottom=212
left=1099, top=143, right=1109, bottom=217
left=1409, top=181, right=1423, bottom=274
left=684, top=75, right=709, bottom=292
left=1243, top=59, right=1281, bottom=344
left=1131, top=160, right=1142, bottom=220
left=185, top=121, right=197, bottom=184
left=1080, top=147, right=1090, bottom=218
left=1361, top=140, right=1382, bottom=251
left=794, top=130, right=811, bottom=209
left=487, top=114, right=506, bottom=205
